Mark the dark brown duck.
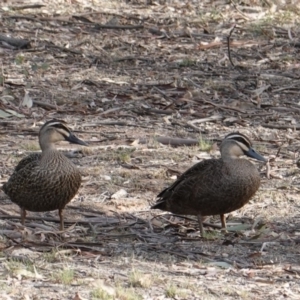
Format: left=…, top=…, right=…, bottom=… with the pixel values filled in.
left=151, top=132, right=267, bottom=236
left=2, top=119, right=87, bottom=230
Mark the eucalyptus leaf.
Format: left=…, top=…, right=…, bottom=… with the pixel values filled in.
left=207, top=261, right=232, bottom=269
left=0, top=109, right=12, bottom=118
left=5, top=109, right=25, bottom=118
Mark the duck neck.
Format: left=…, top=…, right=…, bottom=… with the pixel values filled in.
left=39, top=132, right=56, bottom=151
left=220, top=147, right=237, bottom=161
left=220, top=141, right=242, bottom=161
left=39, top=139, right=58, bottom=161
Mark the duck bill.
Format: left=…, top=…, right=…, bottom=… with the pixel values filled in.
left=245, top=148, right=267, bottom=162
left=67, top=134, right=88, bottom=146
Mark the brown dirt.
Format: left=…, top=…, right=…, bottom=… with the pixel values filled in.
left=1, top=0, right=300, bottom=299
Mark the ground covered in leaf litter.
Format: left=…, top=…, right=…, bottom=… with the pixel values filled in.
left=0, top=0, right=300, bottom=299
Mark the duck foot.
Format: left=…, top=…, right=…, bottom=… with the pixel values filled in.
left=59, top=208, right=64, bottom=231
left=197, top=214, right=205, bottom=237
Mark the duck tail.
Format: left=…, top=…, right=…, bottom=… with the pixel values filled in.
left=151, top=200, right=167, bottom=210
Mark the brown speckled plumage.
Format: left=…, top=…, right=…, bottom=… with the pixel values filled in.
left=14, top=153, right=41, bottom=172
left=2, top=119, right=87, bottom=230
left=151, top=132, right=267, bottom=236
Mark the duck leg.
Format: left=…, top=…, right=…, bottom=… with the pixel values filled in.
left=20, top=208, right=26, bottom=225
left=220, top=214, right=227, bottom=232
left=59, top=208, right=64, bottom=231
left=197, top=214, right=204, bottom=236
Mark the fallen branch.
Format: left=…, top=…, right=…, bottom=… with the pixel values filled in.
left=262, top=123, right=300, bottom=130
left=0, top=34, right=31, bottom=49
left=10, top=4, right=45, bottom=10
left=33, top=100, right=58, bottom=110
left=94, top=24, right=143, bottom=30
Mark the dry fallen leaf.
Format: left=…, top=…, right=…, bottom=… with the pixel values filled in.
left=21, top=90, right=33, bottom=108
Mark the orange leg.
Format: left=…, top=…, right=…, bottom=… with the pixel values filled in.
left=197, top=214, right=204, bottom=236
left=59, top=208, right=64, bottom=231
left=20, top=208, right=26, bottom=225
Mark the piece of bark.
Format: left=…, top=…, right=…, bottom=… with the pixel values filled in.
left=0, top=34, right=31, bottom=49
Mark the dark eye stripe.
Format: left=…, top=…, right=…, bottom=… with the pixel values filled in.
left=224, top=132, right=252, bottom=148
left=41, top=119, right=71, bottom=134
left=51, top=123, right=70, bottom=132
left=232, top=136, right=251, bottom=147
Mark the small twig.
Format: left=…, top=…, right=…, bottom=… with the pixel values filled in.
left=275, top=145, right=282, bottom=158
left=47, top=44, right=82, bottom=55
left=141, top=107, right=173, bottom=115
left=113, top=56, right=153, bottom=63
left=153, top=86, right=172, bottom=101
left=3, top=233, right=33, bottom=249
left=230, top=0, right=250, bottom=20
left=227, top=24, right=236, bottom=67
left=202, top=99, right=246, bottom=114
left=98, top=107, right=123, bottom=116
left=260, top=242, right=279, bottom=252
left=287, top=28, right=294, bottom=41
left=74, top=11, right=143, bottom=22
left=155, top=136, right=199, bottom=147
left=33, top=100, right=59, bottom=110
left=80, top=121, right=128, bottom=127
left=10, top=4, right=45, bottom=10
left=188, top=79, right=246, bottom=113
left=262, top=124, right=300, bottom=130
left=94, top=24, right=143, bottom=30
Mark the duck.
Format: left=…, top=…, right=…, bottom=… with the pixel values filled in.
left=2, top=119, right=87, bottom=230
left=151, top=132, right=267, bottom=236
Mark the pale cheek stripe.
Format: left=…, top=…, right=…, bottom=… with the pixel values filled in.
left=225, top=134, right=251, bottom=151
